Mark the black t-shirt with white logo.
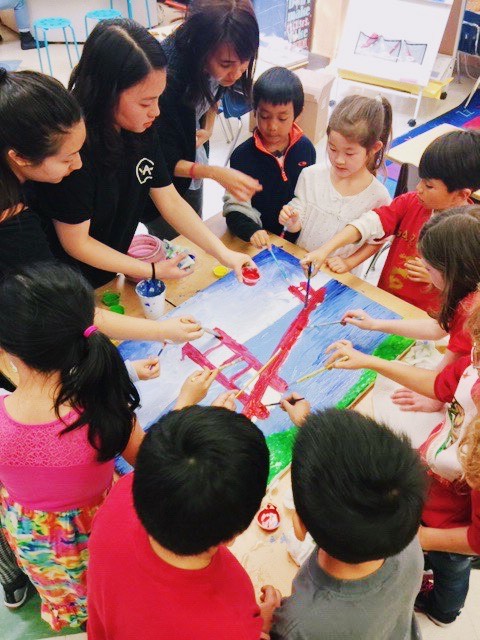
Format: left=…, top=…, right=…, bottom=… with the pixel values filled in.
left=31, top=130, right=171, bottom=288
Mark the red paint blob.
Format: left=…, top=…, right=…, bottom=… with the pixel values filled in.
left=242, top=266, right=260, bottom=286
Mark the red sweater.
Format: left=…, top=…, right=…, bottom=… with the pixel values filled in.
left=87, top=474, right=263, bottom=640
left=373, top=192, right=440, bottom=313
left=421, top=357, right=480, bottom=554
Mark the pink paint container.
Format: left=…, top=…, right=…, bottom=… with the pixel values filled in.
left=127, top=234, right=166, bottom=284
left=242, top=266, right=260, bottom=286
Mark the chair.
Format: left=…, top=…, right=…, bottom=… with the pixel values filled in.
left=219, top=87, right=252, bottom=166
left=85, top=9, right=123, bottom=38
left=110, top=0, right=152, bottom=27
left=33, top=17, right=80, bottom=77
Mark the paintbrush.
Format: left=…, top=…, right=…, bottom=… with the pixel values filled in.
left=310, top=320, right=345, bottom=328
left=304, top=263, right=312, bottom=308
left=217, top=357, right=242, bottom=372
left=149, top=342, right=167, bottom=370
left=234, top=350, right=281, bottom=399
left=268, top=247, right=290, bottom=283
left=293, top=356, right=350, bottom=384
left=279, top=226, right=288, bottom=239
left=264, top=397, right=305, bottom=407
left=203, top=326, right=223, bottom=339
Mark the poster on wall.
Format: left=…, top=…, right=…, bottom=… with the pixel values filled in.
left=336, top=0, right=453, bottom=86
left=253, top=0, right=316, bottom=50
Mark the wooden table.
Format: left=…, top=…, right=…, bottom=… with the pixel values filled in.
left=0, top=216, right=427, bottom=597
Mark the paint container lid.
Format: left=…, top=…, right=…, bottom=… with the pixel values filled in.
left=101, top=291, right=121, bottom=307
left=109, top=304, right=125, bottom=315
left=257, top=503, right=280, bottom=531
left=213, top=265, right=229, bottom=278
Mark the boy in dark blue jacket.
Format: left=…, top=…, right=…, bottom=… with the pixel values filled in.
left=223, top=67, right=316, bottom=248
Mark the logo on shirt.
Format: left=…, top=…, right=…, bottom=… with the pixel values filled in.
left=136, top=158, right=155, bottom=185
left=298, top=161, right=307, bottom=167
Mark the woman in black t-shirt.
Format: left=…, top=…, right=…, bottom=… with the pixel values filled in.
left=32, top=19, right=256, bottom=289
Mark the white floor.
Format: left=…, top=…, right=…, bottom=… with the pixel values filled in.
left=2, top=17, right=480, bottom=640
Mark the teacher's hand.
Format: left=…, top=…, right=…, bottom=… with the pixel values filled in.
left=213, top=166, right=262, bottom=202
left=154, top=253, right=194, bottom=280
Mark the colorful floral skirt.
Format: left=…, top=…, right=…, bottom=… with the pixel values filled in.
left=0, top=488, right=104, bottom=631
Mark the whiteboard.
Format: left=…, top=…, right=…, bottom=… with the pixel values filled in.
left=336, top=0, right=453, bottom=86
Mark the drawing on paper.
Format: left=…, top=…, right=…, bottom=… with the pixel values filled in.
left=355, top=32, right=427, bottom=65
left=118, top=247, right=413, bottom=479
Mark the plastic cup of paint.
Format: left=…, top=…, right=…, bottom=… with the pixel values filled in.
left=256, top=503, right=280, bottom=532
left=242, top=266, right=260, bottom=286
left=135, top=279, right=166, bottom=321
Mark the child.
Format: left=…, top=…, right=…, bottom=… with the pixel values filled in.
left=302, top=129, right=480, bottom=312
left=87, top=405, right=281, bottom=640
left=279, top=94, right=392, bottom=271
left=341, top=206, right=480, bottom=413
left=325, top=297, right=480, bottom=626
left=0, top=262, right=221, bottom=629
left=223, top=66, right=316, bottom=248
left=270, top=407, right=427, bottom=639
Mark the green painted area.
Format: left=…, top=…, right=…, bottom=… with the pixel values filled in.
left=266, top=335, right=414, bottom=483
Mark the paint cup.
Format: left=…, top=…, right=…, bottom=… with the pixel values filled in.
left=135, top=279, right=166, bottom=321
left=256, top=503, right=280, bottom=531
left=242, top=266, right=260, bottom=286
left=213, top=265, right=229, bottom=278
left=127, top=234, right=166, bottom=284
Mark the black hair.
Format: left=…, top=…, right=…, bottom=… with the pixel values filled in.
left=253, top=66, right=304, bottom=119
left=174, top=0, right=259, bottom=108
left=69, top=18, right=167, bottom=170
left=327, top=94, right=393, bottom=176
left=0, top=262, right=139, bottom=462
left=133, top=405, right=269, bottom=555
left=0, top=68, right=82, bottom=217
left=419, top=130, right=480, bottom=192
left=419, top=205, right=480, bottom=332
left=292, top=409, right=426, bottom=564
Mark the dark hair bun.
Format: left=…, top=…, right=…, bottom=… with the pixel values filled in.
left=0, top=68, right=8, bottom=83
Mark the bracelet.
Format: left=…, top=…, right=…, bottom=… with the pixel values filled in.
left=189, top=162, right=199, bottom=180
left=151, top=262, right=156, bottom=281
left=260, top=633, right=270, bottom=640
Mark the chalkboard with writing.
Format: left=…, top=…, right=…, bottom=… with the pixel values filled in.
left=253, top=0, right=315, bottom=49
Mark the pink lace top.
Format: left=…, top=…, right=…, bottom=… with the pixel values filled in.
left=0, top=396, right=114, bottom=511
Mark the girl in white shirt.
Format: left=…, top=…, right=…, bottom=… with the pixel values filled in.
left=279, top=95, right=392, bottom=272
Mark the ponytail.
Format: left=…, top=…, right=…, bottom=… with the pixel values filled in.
left=327, top=94, right=393, bottom=176
left=0, top=263, right=139, bottom=461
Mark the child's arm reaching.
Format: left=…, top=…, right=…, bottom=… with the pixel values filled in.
left=419, top=525, right=476, bottom=555
left=324, top=340, right=438, bottom=399
left=326, top=244, right=382, bottom=274
left=121, top=419, right=146, bottom=466
left=278, top=170, right=309, bottom=234
left=341, top=309, right=447, bottom=341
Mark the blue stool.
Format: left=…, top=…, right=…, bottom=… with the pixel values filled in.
left=85, top=9, right=123, bottom=38
left=110, top=0, right=152, bottom=27
left=33, top=18, right=80, bottom=77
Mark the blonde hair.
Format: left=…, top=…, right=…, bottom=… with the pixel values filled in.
left=458, top=293, right=480, bottom=489
left=327, top=94, right=393, bottom=176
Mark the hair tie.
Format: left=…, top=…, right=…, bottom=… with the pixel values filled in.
left=83, top=325, right=98, bottom=338
left=151, top=262, right=156, bottom=281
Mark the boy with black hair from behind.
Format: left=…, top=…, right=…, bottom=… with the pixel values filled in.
left=87, top=405, right=281, bottom=640
left=224, top=66, right=316, bottom=249
left=271, top=403, right=427, bottom=640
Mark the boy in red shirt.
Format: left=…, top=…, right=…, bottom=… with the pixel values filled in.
left=301, top=130, right=480, bottom=313
left=87, top=406, right=280, bottom=640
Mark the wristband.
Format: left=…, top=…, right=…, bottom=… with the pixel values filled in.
left=189, top=162, right=199, bottom=180
left=151, top=262, right=156, bottom=281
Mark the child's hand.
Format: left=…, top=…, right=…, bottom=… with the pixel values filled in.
left=278, top=205, right=301, bottom=232
left=324, top=340, right=371, bottom=370
left=259, top=585, right=282, bottom=633
left=280, top=393, right=311, bottom=426
left=175, top=367, right=219, bottom=409
left=326, top=255, right=351, bottom=274
left=341, top=309, right=378, bottom=331
left=404, top=257, right=432, bottom=284
left=211, top=390, right=237, bottom=411
left=300, top=248, right=329, bottom=277
left=160, top=316, right=204, bottom=343
left=250, top=230, right=271, bottom=250
left=132, top=357, right=160, bottom=380
left=391, top=388, right=445, bottom=412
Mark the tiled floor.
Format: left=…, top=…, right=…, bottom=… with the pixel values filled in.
left=2, top=12, right=480, bottom=640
